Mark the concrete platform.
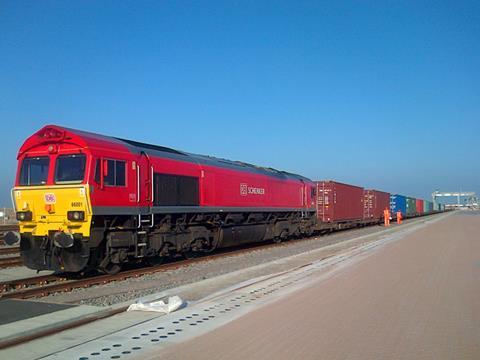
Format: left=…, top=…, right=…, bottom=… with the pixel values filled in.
left=0, top=300, right=101, bottom=350
left=147, top=211, right=480, bottom=360
left=0, top=299, right=75, bottom=325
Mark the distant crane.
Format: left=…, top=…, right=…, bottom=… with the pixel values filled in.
left=432, top=191, right=478, bottom=209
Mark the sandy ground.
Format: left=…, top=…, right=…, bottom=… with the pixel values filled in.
left=148, top=211, right=480, bottom=360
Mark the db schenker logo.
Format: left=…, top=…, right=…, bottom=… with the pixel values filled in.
left=240, top=183, right=248, bottom=196
left=240, top=183, right=265, bottom=196
left=44, top=193, right=56, bottom=204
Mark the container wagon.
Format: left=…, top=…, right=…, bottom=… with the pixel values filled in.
left=364, top=189, right=390, bottom=223
left=416, top=199, right=424, bottom=216
left=424, top=200, right=433, bottom=214
left=406, top=197, right=416, bottom=217
left=315, top=181, right=364, bottom=231
left=390, top=194, right=407, bottom=218
left=435, top=202, right=442, bottom=212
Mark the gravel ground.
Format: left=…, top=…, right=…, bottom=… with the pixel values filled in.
left=42, top=217, right=436, bottom=307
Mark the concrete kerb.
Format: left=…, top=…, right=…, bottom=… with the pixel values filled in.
left=0, top=303, right=105, bottom=349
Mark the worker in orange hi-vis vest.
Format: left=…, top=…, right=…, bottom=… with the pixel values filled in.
left=383, top=208, right=390, bottom=227
left=397, top=211, right=403, bottom=224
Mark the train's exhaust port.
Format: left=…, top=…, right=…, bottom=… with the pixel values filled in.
left=4, top=231, right=20, bottom=246
left=53, top=231, right=74, bottom=248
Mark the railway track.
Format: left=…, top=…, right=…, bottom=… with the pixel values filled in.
left=0, top=273, right=67, bottom=293
left=0, top=224, right=19, bottom=231
left=0, top=255, right=23, bottom=269
left=0, top=240, right=296, bottom=300
left=0, top=247, right=20, bottom=255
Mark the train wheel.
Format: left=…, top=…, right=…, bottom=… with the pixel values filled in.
left=146, top=256, right=164, bottom=267
left=100, top=262, right=121, bottom=275
left=183, top=251, right=199, bottom=260
left=273, top=230, right=288, bottom=243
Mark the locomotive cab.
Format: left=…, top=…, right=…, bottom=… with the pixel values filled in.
left=11, top=127, right=94, bottom=272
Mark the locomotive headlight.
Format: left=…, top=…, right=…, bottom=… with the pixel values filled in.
left=16, top=211, right=32, bottom=221
left=67, top=211, right=85, bottom=221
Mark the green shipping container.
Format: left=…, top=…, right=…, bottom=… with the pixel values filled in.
left=424, top=200, right=433, bottom=213
left=406, top=197, right=416, bottom=216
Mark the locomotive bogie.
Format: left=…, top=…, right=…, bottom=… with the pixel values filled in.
left=92, top=209, right=315, bottom=271
left=20, top=233, right=90, bottom=272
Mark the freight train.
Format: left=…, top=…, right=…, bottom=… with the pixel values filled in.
left=5, top=125, right=445, bottom=274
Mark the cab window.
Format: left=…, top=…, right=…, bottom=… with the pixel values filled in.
left=95, top=159, right=126, bottom=186
left=55, top=154, right=86, bottom=184
left=19, top=156, right=49, bottom=185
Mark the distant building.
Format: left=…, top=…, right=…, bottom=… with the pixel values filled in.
left=0, top=208, right=17, bottom=224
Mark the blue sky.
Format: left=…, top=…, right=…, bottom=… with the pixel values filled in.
left=0, top=1, right=479, bottom=207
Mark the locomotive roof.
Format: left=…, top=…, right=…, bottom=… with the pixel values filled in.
left=116, top=137, right=311, bottom=182
left=25, top=125, right=311, bottom=182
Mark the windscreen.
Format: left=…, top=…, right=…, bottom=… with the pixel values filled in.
left=19, top=157, right=50, bottom=185
left=55, top=154, right=86, bottom=184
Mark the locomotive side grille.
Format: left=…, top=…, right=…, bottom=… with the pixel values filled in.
left=153, top=173, right=199, bottom=206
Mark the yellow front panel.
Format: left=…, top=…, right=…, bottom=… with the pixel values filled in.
left=12, top=185, right=92, bottom=237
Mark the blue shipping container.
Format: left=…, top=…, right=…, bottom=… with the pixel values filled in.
left=390, top=194, right=407, bottom=216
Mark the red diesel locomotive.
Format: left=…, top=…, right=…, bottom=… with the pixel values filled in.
left=10, top=125, right=317, bottom=273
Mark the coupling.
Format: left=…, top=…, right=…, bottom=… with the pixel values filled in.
left=53, top=231, right=74, bottom=248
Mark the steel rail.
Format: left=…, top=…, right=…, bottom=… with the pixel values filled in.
left=0, top=224, right=19, bottom=231
left=0, top=274, right=69, bottom=293
left=0, top=247, right=19, bottom=255
left=0, top=256, right=23, bottom=269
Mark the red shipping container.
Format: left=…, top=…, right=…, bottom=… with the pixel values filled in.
left=416, top=199, right=424, bottom=214
left=315, top=181, right=364, bottom=222
left=364, top=189, right=390, bottom=220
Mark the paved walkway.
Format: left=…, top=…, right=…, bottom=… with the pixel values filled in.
left=149, top=212, right=480, bottom=360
